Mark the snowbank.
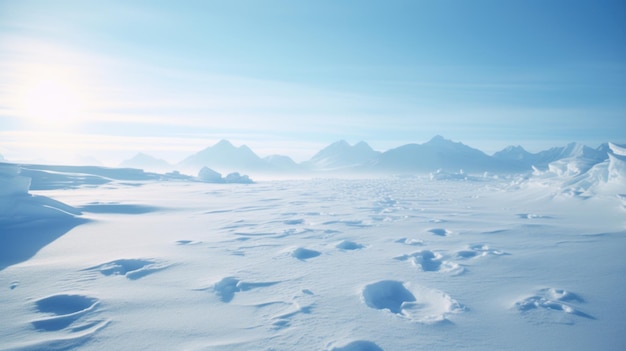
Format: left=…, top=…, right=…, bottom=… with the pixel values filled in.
left=0, top=163, right=85, bottom=271
left=0, top=163, right=30, bottom=197
left=524, top=142, right=626, bottom=197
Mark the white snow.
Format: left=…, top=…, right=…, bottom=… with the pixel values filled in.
left=608, top=142, right=626, bottom=157
left=0, top=157, right=625, bottom=350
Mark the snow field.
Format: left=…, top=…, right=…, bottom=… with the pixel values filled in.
left=1, top=177, right=625, bottom=350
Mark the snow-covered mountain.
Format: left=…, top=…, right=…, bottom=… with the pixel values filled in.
left=607, top=143, right=626, bottom=182
left=369, top=135, right=522, bottom=173
left=120, top=153, right=172, bottom=172
left=177, top=140, right=270, bottom=173
left=492, top=145, right=535, bottom=164
left=127, top=137, right=624, bottom=177
left=494, top=142, right=607, bottom=172
left=544, top=143, right=608, bottom=177
left=264, top=155, right=301, bottom=172
left=527, top=141, right=626, bottom=197
left=302, top=140, right=380, bottom=171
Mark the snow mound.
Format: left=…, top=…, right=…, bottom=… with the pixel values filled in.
left=455, top=244, right=507, bottom=259
left=395, top=237, right=424, bottom=246
left=329, top=340, right=384, bottom=351
left=291, top=247, right=322, bottom=260
left=335, top=240, right=364, bottom=250
left=394, top=250, right=464, bottom=275
left=362, top=280, right=416, bottom=314
left=362, top=280, right=463, bottom=323
left=428, top=228, right=452, bottom=236
left=23, top=293, right=109, bottom=350
left=514, top=288, right=594, bottom=322
left=32, top=294, right=100, bottom=331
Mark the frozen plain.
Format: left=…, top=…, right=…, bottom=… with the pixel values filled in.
left=1, top=172, right=625, bottom=350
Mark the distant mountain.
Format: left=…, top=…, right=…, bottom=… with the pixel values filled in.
left=177, top=140, right=269, bottom=172
left=493, top=145, right=534, bottom=163
left=0, top=154, right=4, bottom=162
left=148, top=136, right=624, bottom=176
left=369, top=135, right=520, bottom=173
left=120, top=153, right=171, bottom=171
left=302, top=140, right=380, bottom=171
left=264, top=155, right=301, bottom=172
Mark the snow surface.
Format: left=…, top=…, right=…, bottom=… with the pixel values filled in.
left=1, top=161, right=625, bottom=350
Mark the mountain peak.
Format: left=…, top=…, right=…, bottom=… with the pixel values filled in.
left=305, top=140, right=379, bottom=171
left=493, top=145, right=532, bottom=161
left=428, top=135, right=447, bottom=143
left=214, top=139, right=235, bottom=148
left=505, top=145, right=526, bottom=152
left=354, top=141, right=374, bottom=151
left=329, top=140, right=350, bottom=148
left=178, top=139, right=266, bottom=172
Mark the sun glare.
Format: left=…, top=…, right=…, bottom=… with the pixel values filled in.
left=15, top=65, right=89, bottom=131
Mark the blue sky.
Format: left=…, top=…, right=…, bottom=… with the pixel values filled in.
left=1, top=0, right=625, bottom=164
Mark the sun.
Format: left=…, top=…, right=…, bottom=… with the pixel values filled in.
left=15, top=65, right=88, bottom=131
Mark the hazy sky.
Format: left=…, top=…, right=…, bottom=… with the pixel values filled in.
left=1, top=0, right=625, bottom=164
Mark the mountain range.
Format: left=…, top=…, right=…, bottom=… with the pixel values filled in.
left=118, top=136, right=618, bottom=176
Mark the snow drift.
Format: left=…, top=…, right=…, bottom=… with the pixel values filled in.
left=526, top=142, right=626, bottom=197
left=0, top=163, right=85, bottom=271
